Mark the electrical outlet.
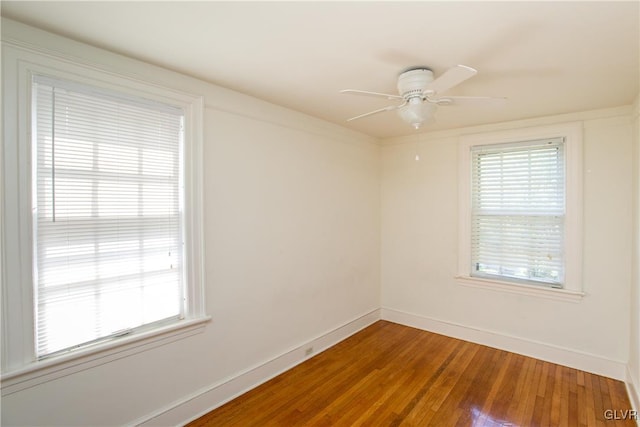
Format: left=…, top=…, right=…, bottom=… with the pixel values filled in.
left=305, top=347, right=313, bottom=356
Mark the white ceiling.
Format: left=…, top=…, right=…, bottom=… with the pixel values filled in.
left=2, top=1, right=639, bottom=139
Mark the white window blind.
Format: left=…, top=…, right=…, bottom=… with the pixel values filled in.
left=33, top=75, right=185, bottom=358
left=470, top=138, right=565, bottom=287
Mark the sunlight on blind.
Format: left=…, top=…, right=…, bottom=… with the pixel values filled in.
left=33, top=76, right=185, bottom=357
left=471, top=138, right=565, bottom=286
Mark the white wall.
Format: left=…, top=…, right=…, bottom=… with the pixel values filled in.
left=381, top=109, right=634, bottom=377
left=1, top=20, right=380, bottom=426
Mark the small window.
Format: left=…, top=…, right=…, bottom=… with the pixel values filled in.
left=457, top=123, right=583, bottom=298
left=32, top=75, right=188, bottom=358
left=470, top=138, right=565, bottom=287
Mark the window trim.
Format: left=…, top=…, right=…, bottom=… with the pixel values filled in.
left=457, top=122, right=584, bottom=301
left=1, top=42, right=209, bottom=393
left=1, top=316, right=209, bottom=396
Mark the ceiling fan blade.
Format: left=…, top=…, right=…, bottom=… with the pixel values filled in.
left=437, top=96, right=507, bottom=107
left=340, top=89, right=404, bottom=100
left=346, top=103, right=405, bottom=122
left=424, top=65, right=478, bottom=95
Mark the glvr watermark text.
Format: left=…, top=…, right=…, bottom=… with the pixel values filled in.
left=604, top=409, right=638, bottom=420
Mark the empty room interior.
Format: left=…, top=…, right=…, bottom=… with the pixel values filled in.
left=1, top=2, right=640, bottom=426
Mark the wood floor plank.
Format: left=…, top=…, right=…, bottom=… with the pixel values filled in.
left=403, top=341, right=470, bottom=426
left=187, top=321, right=636, bottom=427
left=577, top=372, right=588, bottom=427
left=585, top=371, right=600, bottom=427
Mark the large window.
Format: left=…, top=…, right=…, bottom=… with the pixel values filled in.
left=2, top=44, right=207, bottom=388
left=33, top=76, right=186, bottom=358
left=457, top=123, right=583, bottom=299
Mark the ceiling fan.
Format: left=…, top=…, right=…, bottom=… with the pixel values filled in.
left=340, top=65, right=506, bottom=129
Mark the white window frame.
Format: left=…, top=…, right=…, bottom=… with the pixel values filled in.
left=1, top=43, right=209, bottom=395
left=456, top=122, right=584, bottom=302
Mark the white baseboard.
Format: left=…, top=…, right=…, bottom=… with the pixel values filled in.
left=627, top=366, right=640, bottom=424
left=133, top=308, right=381, bottom=426
left=381, top=307, right=627, bottom=381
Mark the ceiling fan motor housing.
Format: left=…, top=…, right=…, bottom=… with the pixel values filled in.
left=397, top=68, right=434, bottom=98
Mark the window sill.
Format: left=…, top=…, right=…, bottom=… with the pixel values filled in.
left=1, top=316, right=211, bottom=396
left=455, top=275, right=585, bottom=303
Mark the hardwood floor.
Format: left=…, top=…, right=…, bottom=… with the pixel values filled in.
left=188, top=321, right=636, bottom=426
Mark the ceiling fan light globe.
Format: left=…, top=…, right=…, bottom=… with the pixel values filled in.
left=397, top=100, right=436, bottom=128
